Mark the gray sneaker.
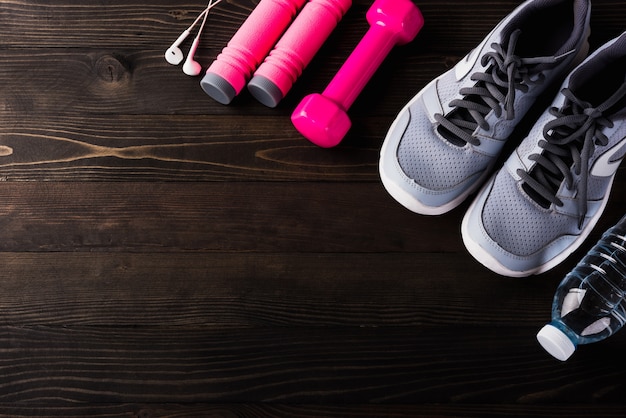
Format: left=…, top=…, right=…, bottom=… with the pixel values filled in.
left=379, top=0, right=591, bottom=215
left=462, top=32, right=626, bottom=277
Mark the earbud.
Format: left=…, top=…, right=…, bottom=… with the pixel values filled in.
left=164, top=0, right=222, bottom=70
left=165, top=30, right=191, bottom=65
left=183, top=37, right=203, bottom=76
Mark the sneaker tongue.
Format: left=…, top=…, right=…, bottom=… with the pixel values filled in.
left=574, top=60, right=626, bottom=108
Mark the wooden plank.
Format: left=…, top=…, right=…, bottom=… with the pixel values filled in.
left=0, top=1, right=517, bottom=50
left=0, top=326, right=623, bottom=404
left=0, top=181, right=467, bottom=252
left=0, top=180, right=624, bottom=253
left=0, top=114, right=386, bottom=181
left=1, top=0, right=622, bottom=52
left=1, top=403, right=626, bottom=418
left=0, top=251, right=569, bottom=327
left=0, top=49, right=445, bottom=116
left=0, top=112, right=624, bottom=181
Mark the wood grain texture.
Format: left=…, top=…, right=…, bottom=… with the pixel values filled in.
left=0, top=251, right=574, bottom=327
left=2, top=404, right=626, bottom=418
left=1, top=0, right=625, bottom=415
left=0, top=326, right=623, bottom=405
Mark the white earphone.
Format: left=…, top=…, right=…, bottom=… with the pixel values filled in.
left=182, top=9, right=209, bottom=76
left=165, top=0, right=221, bottom=75
left=182, top=37, right=203, bottom=75
left=165, top=29, right=191, bottom=65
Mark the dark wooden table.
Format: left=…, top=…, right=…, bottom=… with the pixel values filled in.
left=1, top=0, right=625, bottom=416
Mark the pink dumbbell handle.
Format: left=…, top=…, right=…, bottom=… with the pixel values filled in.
left=291, top=0, right=424, bottom=148
left=202, top=0, right=306, bottom=104
left=324, top=5, right=423, bottom=109
left=323, top=27, right=396, bottom=109
left=249, top=0, right=352, bottom=107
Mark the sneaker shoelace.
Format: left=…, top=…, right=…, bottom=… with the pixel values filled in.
left=518, top=80, right=626, bottom=228
left=435, top=29, right=562, bottom=146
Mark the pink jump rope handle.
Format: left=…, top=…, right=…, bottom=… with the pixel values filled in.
left=201, top=0, right=306, bottom=104
left=248, top=0, right=353, bottom=108
left=291, top=0, right=424, bottom=147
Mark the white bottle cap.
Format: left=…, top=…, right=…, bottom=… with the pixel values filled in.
left=537, top=324, right=576, bottom=361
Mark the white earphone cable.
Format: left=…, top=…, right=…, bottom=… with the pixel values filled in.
left=165, top=0, right=223, bottom=67
left=188, top=0, right=222, bottom=34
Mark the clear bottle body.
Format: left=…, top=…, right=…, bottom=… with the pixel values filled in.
left=537, top=214, right=626, bottom=360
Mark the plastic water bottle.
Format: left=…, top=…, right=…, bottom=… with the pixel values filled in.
left=537, top=214, right=626, bottom=361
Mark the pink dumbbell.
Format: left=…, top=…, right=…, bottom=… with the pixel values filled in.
left=248, top=0, right=352, bottom=108
left=291, top=0, right=424, bottom=147
left=201, top=0, right=306, bottom=105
